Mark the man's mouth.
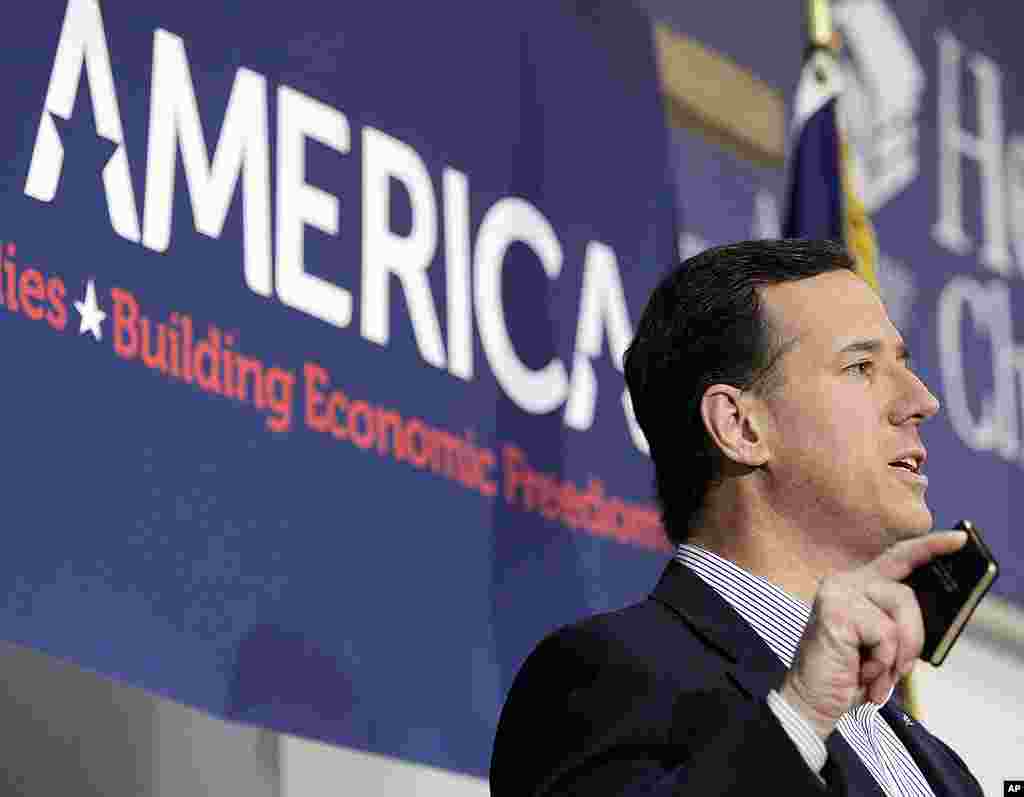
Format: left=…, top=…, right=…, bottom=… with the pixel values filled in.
left=888, top=451, right=927, bottom=485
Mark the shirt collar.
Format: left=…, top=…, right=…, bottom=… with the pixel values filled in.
left=675, top=543, right=810, bottom=667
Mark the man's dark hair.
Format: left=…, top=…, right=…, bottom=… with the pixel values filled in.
left=624, top=238, right=857, bottom=546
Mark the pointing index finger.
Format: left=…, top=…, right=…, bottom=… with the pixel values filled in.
left=870, top=531, right=968, bottom=582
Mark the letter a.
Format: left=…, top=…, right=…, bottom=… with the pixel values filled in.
left=24, top=0, right=141, bottom=242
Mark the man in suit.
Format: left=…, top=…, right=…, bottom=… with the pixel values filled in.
left=490, top=239, right=983, bottom=796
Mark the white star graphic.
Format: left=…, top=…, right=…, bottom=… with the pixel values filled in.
left=74, top=280, right=107, bottom=341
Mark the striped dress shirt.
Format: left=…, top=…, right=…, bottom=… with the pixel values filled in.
left=677, top=544, right=936, bottom=797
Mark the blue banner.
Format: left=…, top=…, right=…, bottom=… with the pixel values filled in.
left=0, top=0, right=676, bottom=776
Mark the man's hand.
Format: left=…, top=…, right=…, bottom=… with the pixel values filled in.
left=779, top=531, right=968, bottom=739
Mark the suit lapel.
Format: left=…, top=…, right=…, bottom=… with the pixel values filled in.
left=879, top=701, right=983, bottom=797
left=651, top=561, right=890, bottom=797
left=650, top=560, right=790, bottom=698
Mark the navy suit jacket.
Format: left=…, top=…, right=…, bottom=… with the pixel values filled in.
left=491, top=560, right=984, bottom=797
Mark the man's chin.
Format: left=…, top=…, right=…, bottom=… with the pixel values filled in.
left=888, top=506, right=933, bottom=540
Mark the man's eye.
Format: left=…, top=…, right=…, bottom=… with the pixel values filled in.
left=847, top=361, right=873, bottom=376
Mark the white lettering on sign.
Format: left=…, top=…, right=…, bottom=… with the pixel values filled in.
left=933, top=31, right=1014, bottom=275
left=24, top=0, right=648, bottom=451
left=938, top=277, right=1021, bottom=461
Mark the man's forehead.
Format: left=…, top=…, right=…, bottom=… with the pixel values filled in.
left=761, top=270, right=897, bottom=355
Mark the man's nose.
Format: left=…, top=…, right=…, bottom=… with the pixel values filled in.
left=892, top=369, right=940, bottom=424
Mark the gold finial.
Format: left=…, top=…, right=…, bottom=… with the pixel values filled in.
left=808, top=0, right=833, bottom=49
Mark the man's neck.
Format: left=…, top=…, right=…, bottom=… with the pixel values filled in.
left=684, top=475, right=876, bottom=598
left=687, top=498, right=865, bottom=604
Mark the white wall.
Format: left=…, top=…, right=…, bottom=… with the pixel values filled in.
left=0, top=641, right=278, bottom=797
left=280, top=739, right=487, bottom=797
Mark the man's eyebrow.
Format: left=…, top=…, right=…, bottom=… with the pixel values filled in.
left=837, top=339, right=912, bottom=361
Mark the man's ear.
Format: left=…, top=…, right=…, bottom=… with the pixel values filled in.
left=700, top=384, right=770, bottom=467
